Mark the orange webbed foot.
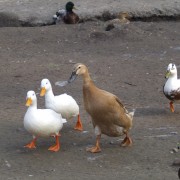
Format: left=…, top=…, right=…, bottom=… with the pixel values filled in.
left=48, top=135, right=60, bottom=152
left=74, top=114, right=83, bottom=131
left=121, top=136, right=132, bottom=147
left=86, top=146, right=101, bottom=153
left=86, top=134, right=101, bottom=153
left=24, top=138, right=37, bottom=149
left=48, top=144, right=60, bottom=152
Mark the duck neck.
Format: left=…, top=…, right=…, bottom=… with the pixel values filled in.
left=169, top=73, right=177, bottom=80
left=28, top=101, right=37, bottom=111
left=82, top=70, right=94, bottom=86
left=67, top=10, right=73, bottom=13
left=45, top=89, right=55, bottom=102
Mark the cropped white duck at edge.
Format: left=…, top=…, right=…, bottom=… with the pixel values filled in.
left=163, top=63, right=180, bottom=112
left=24, top=90, right=67, bottom=152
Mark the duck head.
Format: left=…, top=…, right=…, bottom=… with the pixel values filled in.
left=65, top=1, right=76, bottom=12
left=26, top=91, right=37, bottom=106
left=55, top=63, right=89, bottom=87
left=165, top=63, right=177, bottom=78
left=40, top=79, right=52, bottom=96
left=68, top=63, right=88, bottom=83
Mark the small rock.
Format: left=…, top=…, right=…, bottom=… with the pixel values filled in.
left=170, top=132, right=178, bottom=135
left=172, top=159, right=180, bottom=166
left=170, top=150, right=174, bottom=154
left=5, top=160, right=11, bottom=168
left=87, top=157, right=96, bottom=161
left=82, top=131, right=88, bottom=134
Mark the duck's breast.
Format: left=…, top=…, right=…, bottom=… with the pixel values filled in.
left=164, top=79, right=180, bottom=100
left=24, top=109, right=63, bottom=137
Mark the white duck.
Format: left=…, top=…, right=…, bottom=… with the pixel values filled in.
left=24, top=90, right=67, bottom=152
left=163, top=63, right=180, bottom=112
left=40, top=78, right=83, bottom=131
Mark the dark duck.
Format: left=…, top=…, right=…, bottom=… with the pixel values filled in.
left=63, top=1, right=79, bottom=24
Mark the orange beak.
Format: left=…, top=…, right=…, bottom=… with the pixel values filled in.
left=40, top=87, right=46, bottom=96
left=26, top=98, right=32, bottom=106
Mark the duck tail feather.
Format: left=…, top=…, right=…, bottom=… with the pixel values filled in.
left=129, top=109, right=136, bottom=119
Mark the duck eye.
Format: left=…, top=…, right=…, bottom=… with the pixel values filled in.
left=78, top=66, right=81, bottom=69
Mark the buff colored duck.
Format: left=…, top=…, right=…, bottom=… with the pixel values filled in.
left=111, top=12, right=130, bottom=24
left=40, top=78, right=83, bottom=131
left=105, top=12, right=130, bottom=31
left=24, top=90, right=66, bottom=152
left=56, top=63, right=135, bottom=153
left=163, top=63, right=180, bottom=112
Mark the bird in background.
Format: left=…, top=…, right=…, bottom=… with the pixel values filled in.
left=53, top=1, right=80, bottom=24
left=163, top=63, right=180, bottom=112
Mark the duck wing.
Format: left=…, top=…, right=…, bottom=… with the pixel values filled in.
left=114, top=96, right=128, bottom=113
left=100, top=89, right=127, bottom=112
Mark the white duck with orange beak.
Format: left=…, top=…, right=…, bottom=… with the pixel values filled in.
left=24, top=90, right=66, bottom=152
left=40, top=78, right=83, bottom=131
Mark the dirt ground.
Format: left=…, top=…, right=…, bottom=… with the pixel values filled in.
left=0, top=20, right=180, bottom=180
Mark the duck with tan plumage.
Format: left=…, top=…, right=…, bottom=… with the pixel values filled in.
left=56, top=63, right=135, bottom=153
